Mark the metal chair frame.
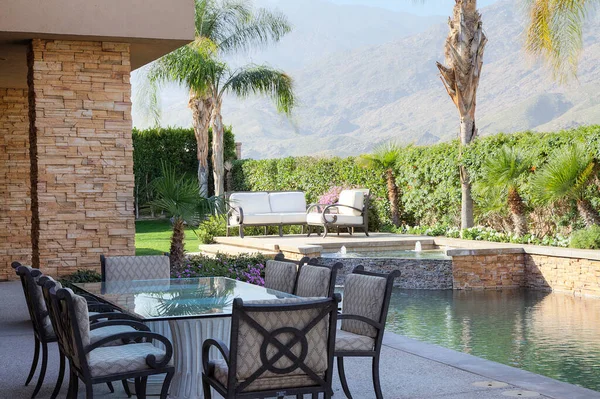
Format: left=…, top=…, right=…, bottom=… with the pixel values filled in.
left=334, top=266, right=400, bottom=399
left=202, top=295, right=340, bottom=399
left=306, top=191, right=370, bottom=238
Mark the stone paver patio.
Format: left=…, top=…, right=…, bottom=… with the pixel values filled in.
left=1, top=280, right=598, bottom=399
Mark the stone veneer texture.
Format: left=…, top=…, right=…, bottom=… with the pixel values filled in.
left=452, top=254, right=526, bottom=290
left=0, top=88, right=32, bottom=281
left=28, top=39, right=135, bottom=276
left=525, top=254, right=600, bottom=297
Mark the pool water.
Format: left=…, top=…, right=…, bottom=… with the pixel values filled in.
left=385, top=289, right=600, bottom=392
left=321, top=249, right=451, bottom=260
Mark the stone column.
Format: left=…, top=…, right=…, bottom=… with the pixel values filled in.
left=28, top=39, right=135, bottom=277
left=0, top=88, right=31, bottom=280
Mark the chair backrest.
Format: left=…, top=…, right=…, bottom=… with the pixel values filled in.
left=52, top=286, right=92, bottom=375
left=268, top=191, right=307, bottom=213
left=264, top=260, right=298, bottom=294
left=14, top=263, right=54, bottom=341
left=38, top=276, right=69, bottom=353
left=100, top=254, right=170, bottom=282
left=337, top=189, right=369, bottom=216
left=228, top=192, right=271, bottom=215
left=227, top=296, right=340, bottom=395
left=340, top=267, right=400, bottom=343
left=294, top=260, right=342, bottom=298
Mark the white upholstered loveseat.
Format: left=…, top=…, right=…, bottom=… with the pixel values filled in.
left=226, top=191, right=307, bottom=238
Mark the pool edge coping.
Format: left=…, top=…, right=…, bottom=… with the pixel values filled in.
left=382, top=331, right=600, bottom=399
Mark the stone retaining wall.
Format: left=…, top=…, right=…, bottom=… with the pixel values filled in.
left=526, top=254, right=600, bottom=297
left=317, top=257, right=453, bottom=289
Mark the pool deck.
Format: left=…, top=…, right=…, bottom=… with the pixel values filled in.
left=2, top=280, right=598, bottom=399
left=198, top=233, right=438, bottom=259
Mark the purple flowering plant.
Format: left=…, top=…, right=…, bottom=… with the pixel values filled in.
left=171, top=253, right=267, bottom=286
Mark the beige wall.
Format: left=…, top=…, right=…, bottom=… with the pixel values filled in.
left=0, top=88, right=31, bottom=280
left=1, top=0, right=194, bottom=41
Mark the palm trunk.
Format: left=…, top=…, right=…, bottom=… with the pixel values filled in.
left=211, top=99, right=225, bottom=197
left=386, top=168, right=400, bottom=227
left=508, top=187, right=528, bottom=236
left=170, top=218, right=186, bottom=269
left=577, top=199, right=600, bottom=227
left=437, top=0, right=486, bottom=230
left=189, top=92, right=214, bottom=197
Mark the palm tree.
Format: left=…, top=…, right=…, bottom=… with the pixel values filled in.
left=149, top=162, right=217, bottom=268
left=477, top=146, right=530, bottom=236
left=532, top=143, right=599, bottom=227
left=356, top=143, right=403, bottom=227
left=436, top=0, right=487, bottom=230
left=146, top=0, right=293, bottom=196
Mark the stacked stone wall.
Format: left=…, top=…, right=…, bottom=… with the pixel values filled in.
left=525, top=254, right=600, bottom=297
left=0, top=88, right=31, bottom=280
left=452, top=253, right=526, bottom=290
left=28, top=39, right=135, bottom=276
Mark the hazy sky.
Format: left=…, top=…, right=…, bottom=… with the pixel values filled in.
left=329, top=0, right=499, bottom=16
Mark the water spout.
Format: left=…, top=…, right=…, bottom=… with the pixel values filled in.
left=339, top=245, right=347, bottom=255
left=414, top=241, right=422, bottom=252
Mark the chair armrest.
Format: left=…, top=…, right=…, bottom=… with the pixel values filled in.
left=202, top=338, right=230, bottom=373
left=89, top=319, right=150, bottom=332
left=89, top=312, right=139, bottom=323
left=86, top=331, right=173, bottom=369
left=337, top=314, right=383, bottom=330
left=87, top=303, right=119, bottom=313
left=323, top=203, right=363, bottom=215
left=306, top=203, right=323, bottom=213
left=228, top=206, right=244, bottom=224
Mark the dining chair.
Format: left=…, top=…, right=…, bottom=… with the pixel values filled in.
left=39, top=275, right=143, bottom=399
left=264, top=254, right=309, bottom=294
left=202, top=295, right=341, bottom=399
left=334, top=266, right=400, bottom=399
left=294, top=259, right=342, bottom=298
left=100, top=254, right=170, bottom=282
left=51, top=285, right=175, bottom=399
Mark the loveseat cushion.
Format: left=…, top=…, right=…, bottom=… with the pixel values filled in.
left=230, top=213, right=281, bottom=226
left=269, top=192, right=307, bottom=213
left=230, top=192, right=271, bottom=214
left=306, top=213, right=363, bottom=225
left=279, top=212, right=308, bottom=224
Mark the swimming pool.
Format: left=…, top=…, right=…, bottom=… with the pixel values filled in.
left=385, top=288, right=600, bottom=392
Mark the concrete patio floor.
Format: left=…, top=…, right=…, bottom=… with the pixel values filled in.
left=2, top=280, right=598, bottom=399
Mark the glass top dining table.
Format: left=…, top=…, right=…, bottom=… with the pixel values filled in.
left=74, top=277, right=296, bottom=321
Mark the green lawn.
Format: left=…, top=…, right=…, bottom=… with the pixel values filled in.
left=135, top=220, right=199, bottom=255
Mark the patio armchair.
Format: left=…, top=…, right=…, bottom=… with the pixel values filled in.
left=12, top=263, right=139, bottom=398
left=334, top=266, right=400, bottom=399
left=306, top=189, right=370, bottom=238
left=39, top=275, right=143, bottom=398
left=51, top=286, right=174, bottom=399
left=264, top=253, right=310, bottom=294
left=294, top=259, right=342, bottom=298
left=201, top=296, right=340, bottom=399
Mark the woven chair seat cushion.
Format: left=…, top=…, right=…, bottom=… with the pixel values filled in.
left=208, top=359, right=322, bottom=392
left=89, top=325, right=137, bottom=346
left=87, top=343, right=171, bottom=377
left=335, top=329, right=375, bottom=352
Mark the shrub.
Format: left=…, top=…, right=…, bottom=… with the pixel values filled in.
left=570, top=225, right=600, bottom=249
left=60, top=269, right=102, bottom=287
left=318, top=186, right=350, bottom=205
left=173, top=253, right=268, bottom=286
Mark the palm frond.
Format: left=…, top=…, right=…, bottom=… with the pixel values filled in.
left=531, top=142, right=596, bottom=203
left=224, top=65, right=295, bottom=115
left=525, top=0, right=592, bottom=81
left=356, top=142, right=403, bottom=170
left=479, top=146, right=530, bottom=192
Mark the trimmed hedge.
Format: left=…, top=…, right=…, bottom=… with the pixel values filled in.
left=133, top=126, right=236, bottom=213
left=231, top=125, right=600, bottom=233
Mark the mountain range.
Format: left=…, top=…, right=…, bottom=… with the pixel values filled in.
left=132, top=0, right=600, bottom=159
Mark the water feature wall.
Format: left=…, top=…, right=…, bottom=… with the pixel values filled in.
left=317, top=256, right=453, bottom=289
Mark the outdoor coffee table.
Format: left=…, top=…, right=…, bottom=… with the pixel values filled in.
left=75, top=277, right=295, bottom=399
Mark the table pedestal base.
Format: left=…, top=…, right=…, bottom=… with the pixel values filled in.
left=168, top=317, right=231, bottom=399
